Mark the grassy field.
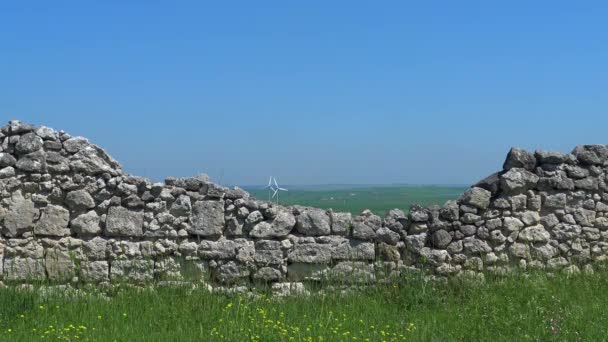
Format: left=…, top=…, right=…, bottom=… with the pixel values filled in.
left=245, top=185, right=467, bottom=217
left=1, top=270, right=607, bottom=341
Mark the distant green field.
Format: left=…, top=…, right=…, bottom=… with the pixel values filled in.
left=245, top=185, right=468, bottom=217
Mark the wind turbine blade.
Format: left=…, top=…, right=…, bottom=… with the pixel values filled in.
left=272, top=189, right=278, bottom=198
left=278, top=187, right=288, bottom=191
left=267, top=177, right=273, bottom=187
left=273, top=177, right=279, bottom=188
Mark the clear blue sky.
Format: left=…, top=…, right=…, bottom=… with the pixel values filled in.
left=1, top=1, right=607, bottom=186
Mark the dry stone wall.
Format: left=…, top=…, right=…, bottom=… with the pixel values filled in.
left=1, top=120, right=608, bottom=289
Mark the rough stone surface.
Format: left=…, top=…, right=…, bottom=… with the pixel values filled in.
left=189, top=201, right=225, bottom=238
left=34, top=205, right=70, bottom=236
left=458, top=187, right=491, bottom=210
left=295, top=208, right=331, bottom=236
left=249, top=211, right=295, bottom=238
left=105, top=206, right=144, bottom=237
left=503, top=147, right=537, bottom=171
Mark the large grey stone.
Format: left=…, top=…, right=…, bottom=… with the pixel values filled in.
left=518, top=225, right=550, bottom=243
left=16, top=151, right=45, bottom=172
left=15, top=132, right=43, bottom=154
left=45, top=248, right=76, bottom=281
left=330, top=212, right=352, bottom=235
left=105, top=206, right=144, bottom=237
left=80, top=261, right=109, bottom=282
left=463, top=238, right=492, bottom=255
left=458, top=187, right=491, bottom=210
left=544, top=193, right=566, bottom=209
left=0, top=152, right=16, bottom=167
left=170, top=195, right=192, bottom=217
left=1, top=191, right=39, bottom=237
left=63, top=137, right=90, bottom=153
left=503, top=147, right=537, bottom=171
left=110, top=259, right=154, bottom=283
left=71, top=210, right=101, bottom=235
left=253, top=267, right=283, bottom=282
left=295, top=208, right=331, bottom=236
left=572, top=145, right=608, bottom=165
left=3, top=257, right=46, bottom=281
left=188, top=200, right=225, bottom=238
left=34, top=205, right=70, bottom=236
left=249, top=211, right=295, bottom=238
left=65, top=190, right=96, bottom=211
left=70, top=145, right=121, bottom=175
left=500, top=168, right=539, bottom=194
left=288, top=244, right=332, bottom=264
left=375, top=227, right=401, bottom=245
left=214, top=261, right=250, bottom=284
left=352, top=212, right=382, bottom=241
left=535, top=150, right=566, bottom=164
left=332, top=240, right=375, bottom=261
left=431, top=229, right=452, bottom=249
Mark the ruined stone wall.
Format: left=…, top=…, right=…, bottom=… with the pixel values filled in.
left=1, top=120, right=608, bottom=290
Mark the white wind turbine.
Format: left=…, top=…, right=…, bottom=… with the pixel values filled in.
left=264, top=176, right=275, bottom=201
left=271, top=177, right=288, bottom=205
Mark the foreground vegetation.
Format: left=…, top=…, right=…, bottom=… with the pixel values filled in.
left=246, top=185, right=466, bottom=216
left=1, top=268, right=607, bottom=341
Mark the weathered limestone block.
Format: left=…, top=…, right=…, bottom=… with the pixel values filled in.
left=431, top=229, right=452, bottom=249
left=82, top=237, right=108, bottom=260
left=332, top=240, right=375, bottom=261
left=188, top=200, right=225, bottom=238
left=65, top=190, right=96, bottom=211
left=0, top=152, right=16, bottom=167
left=198, top=239, right=237, bottom=260
left=544, top=193, right=567, bottom=209
left=330, top=212, right=352, bottom=235
left=375, top=227, right=400, bottom=245
left=500, top=168, right=539, bottom=194
left=35, top=205, right=70, bottom=236
left=15, top=132, right=43, bottom=154
left=459, top=187, right=491, bottom=210
left=71, top=211, right=101, bottom=235
left=503, top=217, right=524, bottom=232
left=3, top=257, right=45, bottom=281
left=518, top=225, right=550, bottom=243
left=405, top=233, right=427, bottom=253
left=105, top=206, right=144, bottom=237
left=574, top=208, right=596, bottom=226
left=154, top=257, right=183, bottom=280
left=462, top=238, right=492, bottom=255
left=287, top=263, right=329, bottom=281
left=254, top=249, right=284, bottom=266
left=80, top=261, right=109, bottom=282
left=352, top=211, right=382, bottom=241
left=328, top=261, right=375, bottom=283
left=253, top=267, right=283, bottom=282
left=503, top=147, right=536, bottom=171
left=440, top=200, right=460, bottom=221
left=70, top=145, right=121, bottom=176
left=170, top=195, right=192, bottom=217
left=110, top=259, right=154, bottom=283
left=288, top=243, right=332, bottom=264
left=214, top=261, right=250, bottom=284
left=249, top=211, right=295, bottom=238
left=572, top=145, right=608, bottom=165
left=535, top=150, right=566, bottom=165
left=2, top=191, right=39, bottom=237
left=45, top=248, right=76, bottom=281
left=295, top=208, right=331, bottom=236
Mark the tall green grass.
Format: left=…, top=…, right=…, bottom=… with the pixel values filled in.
left=1, top=269, right=607, bottom=341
